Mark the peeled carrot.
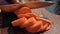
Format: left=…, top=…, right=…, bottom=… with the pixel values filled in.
left=20, top=17, right=36, bottom=28
left=26, top=21, right=43, bottom=33
left=11, top=17, right=27, bottom=26
left=18, top=13, right=38, bottom=19
left=35, top=17, right=51, bottom=31
left=18, top=14, right=30, bottom=18
left=42, top=20, right=51, bottom=31
left=14, top=7, right=31, bottom=16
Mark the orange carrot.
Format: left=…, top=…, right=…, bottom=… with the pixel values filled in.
left=18, top=13, right=38, bottom=19
left=14, top=7, right=31, bottom=16
left=20, top=17, right=36, bottom=28
left=26, top=21, right=43, bottom=33
left=11, top=17, right=27, bottom=26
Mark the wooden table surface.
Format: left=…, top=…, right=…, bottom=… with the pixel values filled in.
left=0, top=8, right=60, bottom=34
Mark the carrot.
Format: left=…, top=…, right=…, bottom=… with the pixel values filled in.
left=20, top=17, right=36, bottom=28
left=26, top=21, right=43, bottom=33
left=11, top=7, right=51, bottom=33
left=42, top=20, right=51, bottom=31
left=14, top=7, right=31, bottom=16
left=11, top=17, right=27, bottom=26
left=35, top=17, right=51, bottom=23
left=18, top=13, right=38, bottom=19
left=18, top=14, right=30, bottom=18
left=35, top=17, right=51, bottom=31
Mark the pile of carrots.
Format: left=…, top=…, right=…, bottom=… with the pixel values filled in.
left=11, top=7, right=51, bottom=33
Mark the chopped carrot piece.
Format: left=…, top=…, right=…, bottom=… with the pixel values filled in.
left=11, top=17, right=27, bottom=26
left=18, top=13, right=38, bottom=19
left=26, top=21, right=43, bottom=33
left=14, top=7, right=31, bottom=16
left=20, top=17, right=36, bottom=28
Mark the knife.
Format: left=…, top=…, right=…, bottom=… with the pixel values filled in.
left=0, top=1, right=54, bottom=12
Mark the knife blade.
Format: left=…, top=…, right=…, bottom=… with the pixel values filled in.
left=0, top=1, right=54, bottom=12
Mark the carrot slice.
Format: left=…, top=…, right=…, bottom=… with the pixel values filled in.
left=42, top=20, right=51, bottom=31
left=18, top=14, right=30, bottom=18
left=36, top=17, right=51, bottom=23
left=26, top=21, right=43, bottom=33
left=19, top=7, right=31, bottom=14
left=36, top=17, right=51, bottom=31
left=18, top=13, right=38, bottom=19
left=14, top=7, right=31, bottom=16
left=26, top=13, right=38, bottom=18
left=11, top=17, right=27, bottom=26
left=20, top=17, right=36, bottom=28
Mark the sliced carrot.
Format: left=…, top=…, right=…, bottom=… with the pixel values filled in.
left=46, top=24, right=51, bottom=30
left=14, top=7, right=31, bottom=16
left=40, top=23, right=48, bottom=32
left=36, top=17, right=51, bottom=31
left=26, top=13, right=38, bottom=18
left=26, top=21, right=43, bottom=33
left=18, top=14, right=30, bottom=18
left=36, top=17, right=51, bottom=23
left=20, top=17, right=36, bottom=28
left=19, top=7, right=31, bottom=14
left=18, top=13, right=38, bottom=19
left=42, top=20, right=51, bottom=31
left=11, top=17, right=27, bottom=26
